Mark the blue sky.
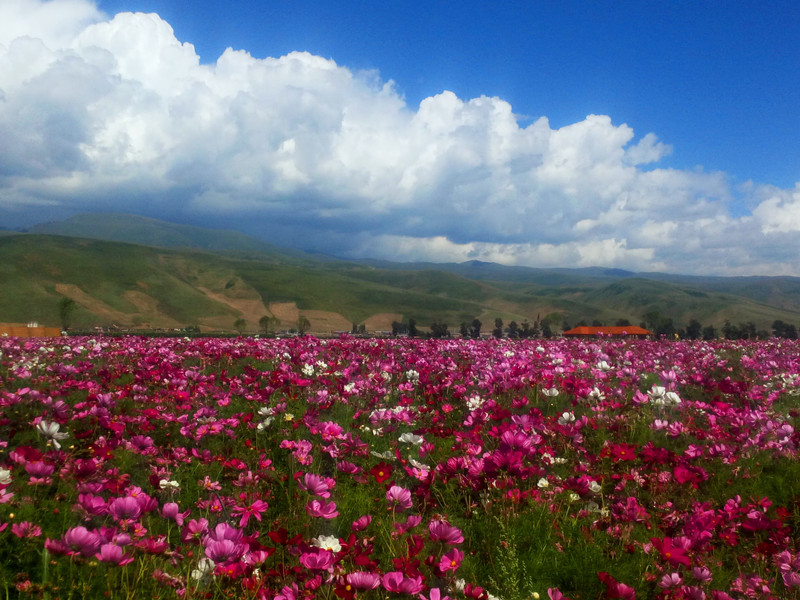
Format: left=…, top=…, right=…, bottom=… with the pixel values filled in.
left=1, top=0, right=799, bottom=275
left=95, top=0, right=799, bottom=190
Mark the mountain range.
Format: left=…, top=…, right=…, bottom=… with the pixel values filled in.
left=2, top=212, right=800, bottom=335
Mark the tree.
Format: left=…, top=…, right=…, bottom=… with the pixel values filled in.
left=722, top=320, right=737, bottom=340
left=702, top=325, right=717, bottom=340
left=233, top=318, right=247, bottom=334
left=297, top=316, right=311, bottom=335
left=686, top=319, right=702, bottom=340
left=459, top=322, right=470, bottom=338
left=408, top=319, right=418, bottom=338
left=259, top=315, right=278, bottom=335
left=520, top=321, right=532, bottom=338
left=493, top=318, right=503, bottom=339
left=392, top=321, right=408, bottom=336
left=469, top=318, right=482, bottom=339
left=615, top=318, right=631, bottom=327
left=429, top=320, right=450, bottom=338
left=58, top=297, right=76, bottom=330
left=541, top=322, right=553, bottom=338
left=506, top=321, right=519, bottom=339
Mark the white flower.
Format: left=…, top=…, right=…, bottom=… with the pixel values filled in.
left=665, top=391, right=682, bottom=406
left=596, top=360, right=612, bottom=371
left=557, top=412, right=576, bottom=426
left=0, top=468, right=11, bottom=485
left=35, top=421, right=68, bottom=449
left=312, top=535, right=342, bottom=552
left=257, top=406, right=275, bottom=417
left=398, top=433, right=424, bottom=445
left=301, top=364, right=315, bottom=377
left=588, top=481, right=602, bottom=493
left=405, top=369, right=419, bottom=382
left=542, top=387, right=559, bottom=397
left=537, top=477, right=549, bottom=489
left=343, top=382, right=356, bottom=393
left=587, top=388, right=605, bottom=401
left=256, top=417, right=275, bottom=431
left=159, top=479, right=181, bottom=490
left=409, top=458, right=430, bottom=471
left=191, top=557, right=215, bottom=581
left=466, top=395, right=484, bottom=410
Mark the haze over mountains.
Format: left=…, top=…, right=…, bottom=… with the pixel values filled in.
left=3, top=213, right=800, bottom=335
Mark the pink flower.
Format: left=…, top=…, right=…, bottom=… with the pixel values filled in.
left=306, top=499, right=339, bottom=519
left=96, top=543, right=134, bottom=566
left=347, top=572, right=381, bottom=590
left=11, top=522, right=42, bottom=539
left=658, top=573, right=682, bottom=588
left=429, top=519, right=464, bottom=544
left=204, top=539, right=247, bottom=564
left=299, top=473, right=332, bottom=498
left=386, top=485, right=413, bottom=511
left=438, top=548, right=464, bottom=573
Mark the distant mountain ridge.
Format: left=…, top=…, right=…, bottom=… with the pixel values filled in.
left=2, top=212, right=800, bottom=334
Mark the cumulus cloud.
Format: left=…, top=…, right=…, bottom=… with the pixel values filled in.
left=0, top=0, right=798, bottom=275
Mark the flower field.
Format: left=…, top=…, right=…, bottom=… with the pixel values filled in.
left=2, top=335, right=800, bottom=600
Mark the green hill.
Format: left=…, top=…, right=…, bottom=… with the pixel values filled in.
left=3, top=214, right=800, bottom=336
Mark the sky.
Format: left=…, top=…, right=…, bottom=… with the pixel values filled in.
left=1, top=0, right=799, bottom=275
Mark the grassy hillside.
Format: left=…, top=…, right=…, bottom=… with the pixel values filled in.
left=3, top=229, right=800, bottom=335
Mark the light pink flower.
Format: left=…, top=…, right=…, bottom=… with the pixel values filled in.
left=306, top=499, right=339, bottom=519
left=386, top=485, right=413, bottom=511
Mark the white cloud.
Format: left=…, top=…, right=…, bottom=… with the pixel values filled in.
left=0, top=0, right=799, bottom=276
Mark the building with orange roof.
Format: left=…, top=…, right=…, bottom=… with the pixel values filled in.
left=563, top=325, right=651, bottom=338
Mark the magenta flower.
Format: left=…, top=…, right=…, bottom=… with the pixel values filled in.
left=351, top=515, right=372, bottom=532
left=181, top=518, right=210, bottom=544
left=232, top=499, right=269, bottom=527
left=109, top=496, right=143, bottom=521
left=386, top=485, right=413, bottom=511
left=161, top=502, right=190, bottom=526
left=419, top=589, right=451, bottom=600
left=429, top=519, right=464, bottom=544
left=63, top=526, right=102, bottom=557
left=347, top=571, right=381, bottom=590
left=382, top=572, right=424, bottom=594
left=96, top=543, right=134, bottom=566
left=306, top=499, right=339, bottom=519
left=298, top=549, right=335, bottom=571
left=204, top=522, right=244, bottom=544
left=438, top=548, right=464, bottom=573
left=77, top=493, right=108, bottom=516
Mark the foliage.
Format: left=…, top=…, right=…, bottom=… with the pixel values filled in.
left=1, top=336, right=800, bottom=600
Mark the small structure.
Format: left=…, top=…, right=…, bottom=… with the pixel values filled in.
left=563, top=325, right=651, bottom=339
left=0, top=323, right=63, bottom=338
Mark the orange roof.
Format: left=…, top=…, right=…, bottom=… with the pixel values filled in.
left=563, top=326, right=651, bottom=336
